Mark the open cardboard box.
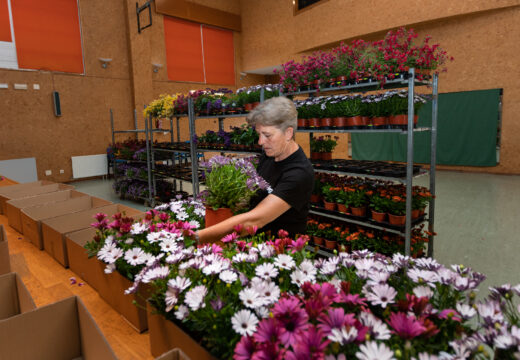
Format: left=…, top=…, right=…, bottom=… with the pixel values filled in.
left=0, top=180, right=55, bottom=213
left=0, top=295, right=117, bottom=360
left=21, top=195, right=113, bottom=250
left=0, top=175, right=18, bottom=187
left=155, top=348, right=190, bottom=360
left=0, top=182, right=74, bottom=214
left=0, top=225, right=10, bottom=275
left=6, top=189, right=88, bottom=233
left=0, top=272, right=36, bottom=320
left=41, top=204, right=143, bottom=268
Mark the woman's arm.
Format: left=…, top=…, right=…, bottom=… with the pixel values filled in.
left=197, top=194, right=291, bottom=244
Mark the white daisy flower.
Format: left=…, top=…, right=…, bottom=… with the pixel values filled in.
left=130, top=222, right=148, bottom=235
left=257, top=243, right=275, bottom=258
left=168, top=276, right=192, bottom=292
left=255, top=263, right=279, bottom=280
left=165, top=288, right=178, bottom=312
left=166, top=252, right=185, bottom=264
left=219, top=270, right=238, bottom=284
left=365, top=284, right=397, bottom=308
left=142, top=266, right=170, bottom=283
left=104, top=263, right=116, bottom=274
left=189, top=220, right=200, bottom=229
left=176, top=211, right=188, bottom=221
left=232, top=253, right=248, bottom=263
left=175, top=305, right=189, bottom=320
left=125, top=238, right=134, bottom=245
left=160, top=238, right=179, bottom=253
left=255, top=306, right=270, bottom=319
left=274, top=254, right=295, bottom=270
left=184, top=285, right=207, bottom=311
left=104, top=248, right=124, bottom=264
left=356, top=341, right=396, bottom=360
left=202, top=261, right=227, bottom=275
left=413, top=286, right=434, bottom=299
left=146, top=232, right=163, bottom=243
left=194, top=207, right=205, bottom=217
left=456, top=303, right=477, bottom=320
left=261, top=282, right=280, bottom=304
left=124, top=247, right=146, bottom=266
left=231, top=310, right=259, bottom=336
left=290, top=270, right=307, bottom=287
left=239, top=288, right=265, bottom=309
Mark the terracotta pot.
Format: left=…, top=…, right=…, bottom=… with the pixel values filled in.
left=320, top=117, right=333, bottom=128
left=308, top=118, right=320, bottom=128
left=419, top=208, right=426, bottom=216
left=333, top=117, right=348, bottom=128
left=390, top=114, right=408, bottom=126
left=412, top=209, right=420, bottom=219
left=320, top=152, right=333, bottom=161
left=372, top=116, right=388, bottom=127
left=252, top=101, right=260, bottom=109
left=323, top=200, right=336, bottom=211
left=312, top=79, right=323, bottom=89
left=298, top=118, right=308, bottom=128
left=414, top=114, right=419, bottom=125
left=362, top=116, right=371, bottom=126
left=310, top=152, right=321, bottom=160
left=346, top=116, right=364, bottom=127
left=351, top=206, right=367, bottom=217
left=388, top=213, right=406, bottom=226
left=371, top=210, right=386, bottom=222
left=244, top=103, right=253, bottom=112
left=205, top=207, right=233, bottom=228
left=325, top=239, right=337, bottom=250
left=337, top=203, right=348, bottom=213
left=310, top=194, right=321, bottom=203
left=313, top=236, right=324, bottom=246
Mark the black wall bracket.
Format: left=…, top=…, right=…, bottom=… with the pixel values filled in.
left=137, top=1, right=152, bottom=33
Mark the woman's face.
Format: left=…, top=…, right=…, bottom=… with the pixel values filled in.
left=256, top=124, right=291, bottom=159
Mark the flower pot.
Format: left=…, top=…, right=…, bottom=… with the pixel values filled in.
left=244, top=103, right=253, bottom=112
left=350, top=206, right=367, bottom=217
left=313, top=236, right=324, bottom=246
left=205, top=207, right=233, bottom=228
left=333, top=117, right=348, bottom=129
left=337, top=203, right=348, bottom=214
left=310, top=194, right=321, bottom=203
left=346, top=116, right=364, bottom=128
left=362, top=116, right=371, bottom=126
left=320, top=152, right=333, bottom=161
left=388, top=213, right=406, bottom=226
left=412, top=209, right=420, bottom=219
left=323, top=200, right=336, bottom=211
left=310, top=152, right=321, bottom=161
left=419, top=208, right=426, bottom=216
left=147, top=303, right=216, bottom=359
left=252, top=101, right=260, bottom=109
left=320, top=117, right=333, bottom=129
left=336, top=75, right=348, bottom=86
left=308, top=118, right=320, bottom=128
left=312, top=79, right=323, bottom=89
left=371, top=116, right=388, bottom=127
left=298, top=118, right=308, bottom=128
left=371, top=210, right=386, bottom=222
left=325, top=239, right=337, bottom=250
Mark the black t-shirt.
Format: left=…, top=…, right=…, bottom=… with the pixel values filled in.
left=252, top=146, right=314, bottom=238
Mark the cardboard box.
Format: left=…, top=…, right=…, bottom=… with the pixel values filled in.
left=0, top=272, right=36, bottom=320
left=155, top=348, right=190, bottom=360
left=0, top=180, right=54, bottom=212
left=0, top=225, right=10, bottom=275
left=0, top=175, right=18, bottom=187
left=6, top=189, right=88, bottom=233
left=21, top=195, right=113, bottom=250
left=0, top=296, right=117, bottom=360
left=0, top=181, right=74, bottom=214
left=147, top=303, right=215, bottom=360
left=41, top=204, right=143, bottom=268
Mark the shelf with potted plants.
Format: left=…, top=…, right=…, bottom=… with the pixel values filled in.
left=274, top=27, right=448, bottom=257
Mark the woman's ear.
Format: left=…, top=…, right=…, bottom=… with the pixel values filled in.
left=286, top=127, right=294, bottom=141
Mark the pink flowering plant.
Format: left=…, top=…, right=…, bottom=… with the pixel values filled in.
left=145, top=229, right=313, bottom=359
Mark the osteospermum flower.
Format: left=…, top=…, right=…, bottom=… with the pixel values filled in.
left=168, top=276, right=192, bottom=292
left=174, top=305, right=189, bottom=320
left=272, top=297, right=309, bottom=346
left=146, top=231, right=163, bottom=243
left=456, top=303, right=477, bottom=320
left=141, top=266, right=170, bottom=283
left=255, top=263, right=279, bottom=280
left=358, top=311, right=391, bottom=340
left=124, top=247, right=146, bottom=266
left=274, top=254, right=296, bottom=270
left=239, top=288, right=266, bottom=309
left=234, top=335, right=256, bottom=360
left=231, top=310, right=259, bottom=336
left=260, top=282, right=280, bottom=304
left=299, top=260, right=317, bottom=280
left=328, top=326, right=358, bottom=345
left=365, top=284, right=397, bottom=308
left=387, top=312, right=426, bottom=339
left=290, top=270, right=307, bottom=287
left=253, top=317, right=285, bottom=344
left=160, top=238, right=179, bottom=253
left=220, top=270, right=238, bottom=284
left=356, top=341, right=396, bottom=360
left=413, top=286, right=434, bottom=299
left=184, top=285, right=207, bottom=311
left=164, top=288, right=178, bottom=312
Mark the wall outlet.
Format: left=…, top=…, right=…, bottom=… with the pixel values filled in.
left=45, top=170, right=52, bottom=176
left=33, top=84, right=40, bottom=90
left=14, top=83, right=28, bottom=90
left=59, top=169, right=64, bottom=174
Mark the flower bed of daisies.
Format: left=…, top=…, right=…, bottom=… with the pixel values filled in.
left=85, top=197, right=520, bottom=360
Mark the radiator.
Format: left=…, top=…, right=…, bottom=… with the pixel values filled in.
left=71, top=154, right=107, bottom=179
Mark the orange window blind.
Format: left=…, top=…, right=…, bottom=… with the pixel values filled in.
left=163, top=16, right=205, bottom=82
left=0, top=0, right=11, bottom=42
left=202, top=25, right=235, bottom=85
left=10, top=0, right=83, bottom=73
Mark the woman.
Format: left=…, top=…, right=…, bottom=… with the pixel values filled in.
left=196, top=96, right=314, bottom=243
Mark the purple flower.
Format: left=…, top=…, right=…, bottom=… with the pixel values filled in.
left=272, top=297, right=309, bottom=346
left=253, top=317, right=285, bottom=344
left=317, top=308, right=352, bottom=335
left=233, top=336, right=256, bottom=360
left=387, top=312, right=426, bottom=339
left=286, top=326, right=329, bottom=360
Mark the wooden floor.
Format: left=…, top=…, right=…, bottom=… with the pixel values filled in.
left=1, top=214, right=154, bottom=359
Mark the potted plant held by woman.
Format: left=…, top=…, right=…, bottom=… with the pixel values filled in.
left=200, top=156, right=270, bottom=227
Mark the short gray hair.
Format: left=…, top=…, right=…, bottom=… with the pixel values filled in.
left=246, top=96, right=297, bottom=132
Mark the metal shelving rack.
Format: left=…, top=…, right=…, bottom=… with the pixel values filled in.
left=110, top=109, right=174, bottom=207
left=283, top=68, right=438, bottom=257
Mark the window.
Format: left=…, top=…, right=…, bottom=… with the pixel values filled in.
left=0, top=0, right=83, bottom=73
left=163, top=16, right=235, bottom=85
left=293, top=0, right=329, bottom=15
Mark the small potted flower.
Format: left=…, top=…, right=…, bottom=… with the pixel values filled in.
left=319, top=135, right=338, bottom=161
left=321, top=186, right=340, bottom=211
left=345, top=185, right=369, bottom=217
left=369, top=191, right=390, bottom=222
left=387, top=194, right=407, bottom=226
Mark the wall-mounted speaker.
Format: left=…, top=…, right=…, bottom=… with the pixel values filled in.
left=53, top=91, right=61, bottom=116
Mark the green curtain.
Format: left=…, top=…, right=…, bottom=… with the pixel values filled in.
left=351, top=89, right=500, bottom=166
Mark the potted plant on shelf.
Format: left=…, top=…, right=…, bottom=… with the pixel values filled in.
left=295, top=100, right=309, bottom=129
left=326, top=97, right=348, bottom=129
left=305, top=99, right=322, bottom=128
left=387, top=194, right=407, bottom=226
left=319, top=135, right=338, bottom=160
left=369, top=191, right=390, bottom=222
left=309, top=136, right=321, bottom=160
left=321, top=185, right=339, bottom=211
left=346, top=95, right=365, bottom=128
left=345, top=185, right=370, bottom=217
left=200, top=156, right=269, bottom=227
left=319, top=98, right=334, bottom=129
